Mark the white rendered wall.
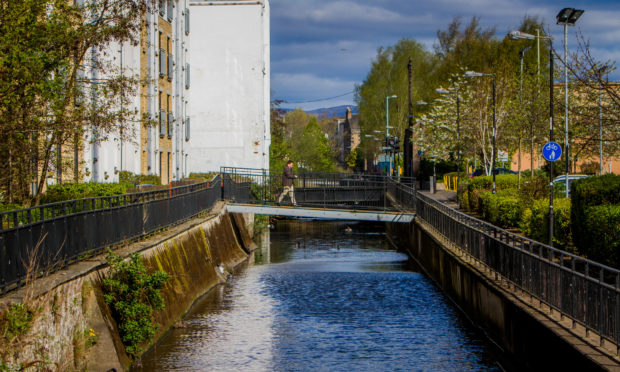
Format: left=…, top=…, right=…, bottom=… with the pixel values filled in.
left=188, top=1, right=270, bottom=172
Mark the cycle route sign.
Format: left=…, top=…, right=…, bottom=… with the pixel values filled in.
left=542, top=142, right=562, bottom=162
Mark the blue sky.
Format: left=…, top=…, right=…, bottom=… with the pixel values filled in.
left=270, top=0, right=620, bottom=111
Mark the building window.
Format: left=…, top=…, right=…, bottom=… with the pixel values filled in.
left=159, top=49, right=165, bottom=77
left=167, top=54, right=173, bottom=81
left=167, top=0, right=173, bottom=22
left=185, top=117, right=190, bottom=141
left=159, top=110, right=166, bottom=137
left=185, top=63, right=190, bottom=89
left=167, top=112, right=174, bottom=138
left=185, top=8, right=190, bottom=35
left=159, top=0, right=165, bottom=17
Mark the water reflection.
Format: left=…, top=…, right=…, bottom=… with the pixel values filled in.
left=137, top=220, right=502, bottom=371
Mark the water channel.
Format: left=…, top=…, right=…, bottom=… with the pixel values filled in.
left=137, top=220, right=506, bottom=371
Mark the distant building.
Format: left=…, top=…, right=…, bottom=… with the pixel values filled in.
left=186, top=0, right=270, bottom=172
left=335, top=107, right=360, bottom=165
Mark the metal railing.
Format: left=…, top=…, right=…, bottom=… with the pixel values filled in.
left=416, top=192, right=620, bottom=352
left=0, top=175, right=221, bottom=293
left=220, top=167, right=399, bottom=211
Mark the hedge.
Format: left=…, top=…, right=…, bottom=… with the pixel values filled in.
left=40, top=182, right=132, bottom=204
left=119, top=171, right=161, bottom=186
left=580, top=204, right=620, bottom=269
left=477, top=191, right=522, bottom=228
left=571, top=174, right=620, bottom=254
left=520, top=198, right=572, bottom=250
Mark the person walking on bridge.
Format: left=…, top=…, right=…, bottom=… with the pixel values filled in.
left=277, top=160, right=298, bottom=206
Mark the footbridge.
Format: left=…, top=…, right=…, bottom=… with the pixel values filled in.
left=220, top=167, right=416, bottom=223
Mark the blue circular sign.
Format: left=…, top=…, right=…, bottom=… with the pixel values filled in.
left=542, top=142, right=562, bottom=162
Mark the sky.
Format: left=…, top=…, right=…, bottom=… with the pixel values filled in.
left=270, top=0, right=620, bottom=111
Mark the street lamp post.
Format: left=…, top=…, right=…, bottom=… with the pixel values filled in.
left=386, top=95, right=397, bottom=176
left=556, top=7, right=584, bottom=197
left=465, top=71, right=496, bottom=194
left=508, top=29, right=556, bottom=246
left=517, top=45, right=532, bottom=188
left=436, top=87, right=460, bottom=203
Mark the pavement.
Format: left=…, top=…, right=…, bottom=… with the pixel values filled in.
left=419, top=190, right=459, bottom=209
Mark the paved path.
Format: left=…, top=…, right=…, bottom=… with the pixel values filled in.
left=419, top=190, right=458, bottom=209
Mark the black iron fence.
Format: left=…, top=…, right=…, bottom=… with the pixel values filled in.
left=416, top=192, right=620, bottom=353
left=0, top=175, right=221, bottom=293
left=220, top=167, right=394, bottom=210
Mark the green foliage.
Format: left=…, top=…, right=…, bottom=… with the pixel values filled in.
left=518, top=175, right=550, bottom=207
left=571, top=174, right=620, bottom=254
left=0, top=0, right=152, bottom=205
left=119, top=171, right=161, bottom=186
left=580, top=205, right=620, bottom=269
left=187, top=173, right=218, bottom=182
left=520, top=198, right=572, bottom=249
left=477, top=191, right=522, bottom=228
left=345, top=148, right=359, bottom=168
left=102, top=252, right=170, bottom=358
left=295, top=117, right=337, bottom=172
left=0, top=303, right=34, bottom=342
left=40, top=182, right=131, bottom=204
left=253, top=214, right=269, bottom=233
left=418, top=158, right=458, bottom=180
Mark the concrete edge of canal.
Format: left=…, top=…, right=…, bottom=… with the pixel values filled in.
left=388, top=218, right=620, bottom=372
left=0, top=202, right=258, bottom=372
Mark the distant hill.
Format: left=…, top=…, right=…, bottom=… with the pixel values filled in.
left=307, top=105, right=358, bottom=118
left=282, top=105, right=358, bottom=119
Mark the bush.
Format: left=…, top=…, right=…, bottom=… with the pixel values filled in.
left=40, top=182, right=132, bottom=204
left=188, top=172, right=219, bottom=181
left=520, top=198, right=572, bottom=249
left=580, top=205, right=620, bottom=269
left=477, top=191, right=522, bottom=228
left=103, top=252, right=170, bottom=358
left=518, top=175, right=550, bottom=207
left=571, top=174, right=620, bottom=254
left=119, top=171, right=161, bottom=186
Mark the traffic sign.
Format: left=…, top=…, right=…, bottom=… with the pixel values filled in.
left=542, top=142, right=562, bottom=162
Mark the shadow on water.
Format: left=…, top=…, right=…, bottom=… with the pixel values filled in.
left=136, top=219, right=514, bottom=372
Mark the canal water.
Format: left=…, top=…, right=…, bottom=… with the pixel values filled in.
left=137, top=220, right=505, bottom=371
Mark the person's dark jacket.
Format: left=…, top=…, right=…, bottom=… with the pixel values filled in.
left=282, top=166, right=295, bottom=187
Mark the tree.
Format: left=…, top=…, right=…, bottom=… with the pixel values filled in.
left=0, top=0, right=151, bottom=204
left=294, top=117, right=336, bottom=172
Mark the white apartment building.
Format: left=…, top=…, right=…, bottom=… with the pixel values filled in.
left=81, top=0, right=191, bottom=184
left=187, top=0, right=270, bottom=172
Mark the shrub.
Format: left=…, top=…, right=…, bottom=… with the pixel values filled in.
left=40, top=182, right=132, bottom=204
left=571, top=174, right=620, bottom=254
left=102, top=252, right=170, bottom=358
left=119, top=171, right=161, bottom=186
left=580, top=204, right=620, bottom=269
left=477, top=191, right=522, bottom=228
left=520, top=198, right=571, bottom=249
left=518, top=176, right=549, bottom=207
left=188, top=172, right=219, bottom=181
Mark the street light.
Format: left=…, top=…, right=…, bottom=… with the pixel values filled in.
left=557, top=7, right=584, bottom=197
left=517, top=45, right=532, bottom=187
left=436, top=87, right=460, bottom=203
left=508, top=29, right=556, bottom=246
left=465, top=70, right=497, bottom=194
left=386, top=95, right=397, bottom=176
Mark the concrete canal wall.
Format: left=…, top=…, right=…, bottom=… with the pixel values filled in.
left=0, top=206, right=256, bottom=371
left=390, top=218, right=618, bottom=371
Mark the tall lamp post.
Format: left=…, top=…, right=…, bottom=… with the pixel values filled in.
left=508, top=29, right=555, bottom=246
left=556, top=7, right=584, bottom=197
left=436, top=87, right=460, bottom=202
left=386, top=95, right=397, bottom=176
left=465, top=71, right=496, bottom=194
